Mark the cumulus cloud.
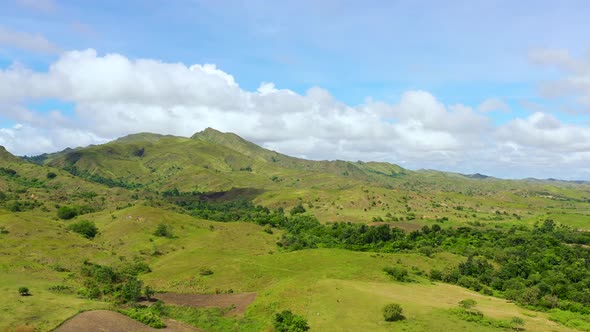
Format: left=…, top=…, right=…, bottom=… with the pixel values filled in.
left=496, top=112, right=590, bottom=152
left=1, top=49, right=590, bottom=179
left=0, top=27, right=60, bottom=54
left=0, top=49, right=487, bottom=159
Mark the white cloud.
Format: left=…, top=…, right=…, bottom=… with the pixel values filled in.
left=529, top=48, right=590, bottom=106
left=0, top=27, right=60, bottom=54
left=478, top=98, right=510, bottom=113
left=496, top=112, right=590, bottom=152
left=1, top=49, right=590, bottom=179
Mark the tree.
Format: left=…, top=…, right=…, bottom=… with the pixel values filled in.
left=290, top=204, right=306, bottom=215
left=67, top=220, right=98, bottom=239
left=153, top=223, right=173, bottom=238
left=383, top=303, right=404, bottom=322
left=119, top=277, right=143, bottom=303
left=273, top=310, right=310, bottom=332
left=18, top=287, right=30, bottom=296
left=57, top=206, right=79, bottom=220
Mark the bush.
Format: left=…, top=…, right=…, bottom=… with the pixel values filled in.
left=383, top=303, right=404, bottom=322
left=273, top=310, right=310, bottom=331
left=153, top=223, right=173, bottom=238
left=120, top=261, right=152, bottom=276
left=429, top=269, right=443, bottom=281
left=46, top=172, right=57, bottom=179
left=57, top=206, right=79, bottom=220
left=384, top=266, right=409, bottom=282
left=199, top=267, right=214, bottom=276
left=118, top=277, right=143, bottom=303
left=18, top=287, right=30, bottom=296
left=144, top=285, right=155, bottom=300
left=290, top=204, right=306, bottom=215
left=121, top=306, right=166, bottom=328
left=459, top=299, right=477, bottom=309
left=67, top=220, right=98, bottom=239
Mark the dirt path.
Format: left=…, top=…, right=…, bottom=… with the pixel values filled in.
left=154, top=292, right=257, bottom=316
left=54, top=310, right=198, bottom=332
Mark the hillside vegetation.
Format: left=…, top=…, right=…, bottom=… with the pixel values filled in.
left=2, top=128, right=590, bottom=331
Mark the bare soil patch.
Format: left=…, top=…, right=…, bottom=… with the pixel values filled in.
left=154, top=292, right=257, bottom=316
left=55, top=310, right=197, bottom=332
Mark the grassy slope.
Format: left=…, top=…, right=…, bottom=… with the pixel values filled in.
left=38, top=129, right=590, bottom=228
left=0, top=202, right=581, bottom=331
left=3, top=130, right=590, bottom=331
left=0, top=211, right=114, bottom=331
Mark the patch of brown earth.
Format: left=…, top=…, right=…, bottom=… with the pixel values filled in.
left=154, top=292, right=257, bottom=316
left=54, top=310, right=198, bottom=332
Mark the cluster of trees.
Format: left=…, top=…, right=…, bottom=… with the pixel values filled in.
left=168, top=192, right=286, bottom=226
left=278, top=215, right=590, bottom=312
left=64, top=165, right=141, bottom=189
left=161, top=191, right=590, bottom=314
left=78, top=260, right=152, bottom=303
left=57, top=205, right=96, bottom=220
left=0, top=167, right=45, bottom=188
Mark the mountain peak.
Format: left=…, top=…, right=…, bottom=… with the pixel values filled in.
left=114, top=132, right=167, bottom=143
left=192, top=127, right=245, bottom=142
left=192, top=128, right=286, bottom=163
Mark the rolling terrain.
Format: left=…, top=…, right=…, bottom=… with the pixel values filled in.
left=2, top=129, right=590, bottom=331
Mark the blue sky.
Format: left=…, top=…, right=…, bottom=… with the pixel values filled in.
left=1, top=0, right=590, bottom=179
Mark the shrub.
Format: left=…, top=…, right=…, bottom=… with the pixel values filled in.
left=57, top=206, right=79, bottom=220
left=273, top=310, right=310, bottom=331
left=118, top=277, right=143, bottom=303
left=383, top=303, right=404, bottom=322
left=18, top=287, right=30, bottom=296
left=48, top=285, right=73, bottom=293
left=199, top=267, right=214, bottom=276
left=120, top=261, right=152, bottom=276
left=459, top=299, right=477, bottom=309
left=153, top=223, right=173, bottom=238
left=429, top=269, right=443, bottom=281
left=46, top=172, right=57, bottom=179
left=144, top=285, right=155, bottom=300
left=384, top=266, right=409, bottom=282
left=121, top=306, right=166, bottom=328
left=290, top=204, right=306, bottom=215
left=67, top=220, right=98, bottom=239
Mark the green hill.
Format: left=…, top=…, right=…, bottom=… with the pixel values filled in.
left=2, top=129, right=590, bottom=331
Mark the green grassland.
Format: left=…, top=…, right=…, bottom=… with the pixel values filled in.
left=2, top=129, right=590, bottom=331
left=1, top=204, right=575, bottom=331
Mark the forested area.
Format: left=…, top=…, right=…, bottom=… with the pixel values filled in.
left=167, top=192, right=590, bottom=314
